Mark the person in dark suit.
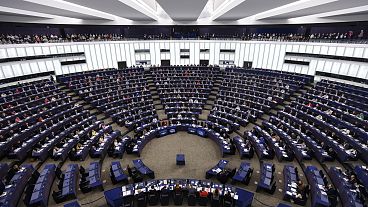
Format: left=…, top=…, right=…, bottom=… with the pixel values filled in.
left=149, top=185, right=156, bottom=195
left=136, top=189, right=146, bottom=206
left=126, top=165, right=132, bottom=176
left=326, top=184, right=338, bottom=206
left=174, top=184, right=182, bottom=194
left=5, top=164, right=19, bottom=182
left=161, top=186, right=169, bottom=195
left=187, top=184, right=196, bottom=195
left=223, top=191, right=232, bottom=203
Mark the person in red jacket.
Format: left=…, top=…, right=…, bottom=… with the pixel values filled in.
left=15, top=117, right=21, bottom=123
left=199, top=187, right=208, bottom=197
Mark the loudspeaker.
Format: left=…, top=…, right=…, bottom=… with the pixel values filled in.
left=118, top=61, right=127, bottom=69
left=243, top=61, right=252, bottom=68
left=161, top=60, right=170, bottom=66
left=200, top=60, right=209, bottom=66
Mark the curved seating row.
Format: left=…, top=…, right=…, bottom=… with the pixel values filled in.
left=257, top=162, right=276, bottom=194
left=304, top=166, right=330, bottom=207
left=0, top=164, right=35, bottom=207
left=329, top=167, right=365, bottom=207
left=28, top=164, right=57, bottom=207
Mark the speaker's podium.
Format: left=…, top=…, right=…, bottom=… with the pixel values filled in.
left=176, top=154, right=185, bottom=165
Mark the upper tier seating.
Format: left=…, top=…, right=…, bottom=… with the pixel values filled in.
left=60, top=67, right=157, bottom=135
left=210, top=68, right=312, bottom=134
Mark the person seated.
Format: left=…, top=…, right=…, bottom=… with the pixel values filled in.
left=149, top=185, right=156, bottom=195
left=136, top=189, right=146, bottom=206
left=326, top=184, right=338, bottom=206
left=15, top=116, right=21, bottom=123
left=210, top=188, right=221, bottom=207
left=316, top=114, right=323, bottom=120
left=199, top=187, right=208, bottom=198
left=223, top=192, right=233, bottom=206
left=91, top=130, right=97, bottom=137
left=187, top=184, right=196, bottom=195
left=174, top=184, right=182, bottom=194
left=75, top=143, right=82, bottom=151
left=272, top=134, right=280, bottom=142
left=357, top=112, right=365, bottom=120
left=278, top=139, right=285, bottom=148
left=98, top=136, right=104, bottom=144
left=113, top=139, right=119, bottom=149
left=53, top=147, right=60, bottom=157
left=173, top=183, right=183, bottom=204
left=5, top=164, right=20, bottom=182
left=160, top=186, right=170, bottom=205
left=148, top=185, right=158, bottom=205
left=350, top=174, right=361, bottom=186
left=295, top=180, right=307, bottom=202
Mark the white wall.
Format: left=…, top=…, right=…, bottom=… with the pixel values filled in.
left=0, top=40, right=368, bottom=80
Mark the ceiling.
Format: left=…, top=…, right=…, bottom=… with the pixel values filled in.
left=0, top=0, right=367, bottom=25
left=156, top=0, right=208, bottom=21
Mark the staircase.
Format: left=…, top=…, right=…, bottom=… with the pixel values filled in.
left=57, top=83, right=128, bottom=134
left=144, top=71, right=167, bottom=120
left=200, top=73, right=224, bottom=120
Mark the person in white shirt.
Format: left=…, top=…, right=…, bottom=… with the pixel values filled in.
left=325, top=109, right=333, bottom=115
left=53, top=147, right=60, bottom=156
left=341, top=128, right=350, bottom=135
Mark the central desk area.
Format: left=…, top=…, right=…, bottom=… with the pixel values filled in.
left=104, top=178, right=254, bottom=207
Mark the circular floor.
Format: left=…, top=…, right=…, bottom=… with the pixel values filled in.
left=140, top=131, right=230, bottom=180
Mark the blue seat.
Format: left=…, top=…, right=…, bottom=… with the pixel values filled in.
left=257, top=162, right=276, bottom=194
left=29, top=164, right=56, bottom=207
left=110, top=161, right=128, bottom=184
left=132, top=159, right=155, bottom=179
left=232, top=162, right=252, bottom=185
